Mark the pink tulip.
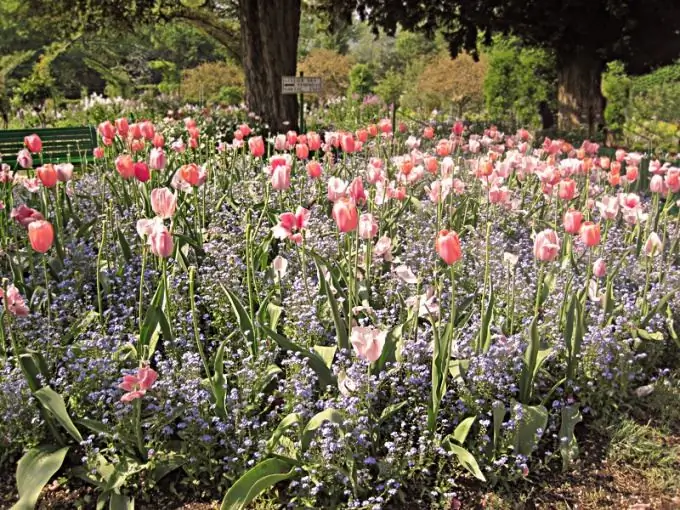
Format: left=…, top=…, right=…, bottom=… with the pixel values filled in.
left=307, top=132, right=321, bottom=151
left=349, top=177, right=366, bottom=204
left=140, top=121, right=155, bottom=141
left=115, top=117, right=129, bottom=137
left=665, top=167, right=680, bottom=193
left=184, top=118, right=197, bottom=129
left=37, top=164, right=58, bottom=188
left=563, top=209, right=583, bottom=235
left=558, top=178, right=577, bottom=200
left=332, top=198, right=358, bottom=232
left=580, top=222, right=601, bottom=247
left=435, top=230, right=462, bottom=265
left=249, top=136, right=265, bottom=158
left=644, top=232, right=663, bottom=257
left=650, top=175, right=667, bottom=194
left=423, top=126, right=434, bottom=139
left=55, top=163, right=74, bottom=182
left=533, top=229, right=560, bottom=262
left=171, top=139, right=186, bottom=153
left=10, top=204, right=44, bottom=227
left=93, top=147, right=105, bottom=159
left=271, top=165, right=291, bottom=191
left=306, top=160, right=322, bottom=179
left=373, top=236, right=393, bottom=261
left=24, top=134, right=42, bottom=153
left=149, top=148, right=166, bottom=170
left=350, top=326, right=386, bottom=362
left=271, top=207, right=309, bottom=244
left=150, top=188, right=177, bottom=219
left=295, top=143, right=309, bottom=160
left=98, top=121, right=115, bottom=140
left=239, top=123, right=251, bottom=136
left=358, top=213, right=378, bottom=239
left=274, top=134, right=287, bottom=151
left=341, top=134, right=356, bottom=153
left=593, top=258, right=606, bottom=278
left=115, top=155, right=135, bottom=180
left=119, top=366, right=158, bottom=403
left=625, top=165, right=638, bottom=183
left=596, top=196, right=619, bottom=220
left=149, top=223, right=173, bottom=258
left=0, top=284, right=29, bottom=317
left=152, top=133, right=165, bottom=149
left=327, top=177, right=348, bottom=201
left=17, top=149, right=33, bottom=169
left=28, top=220, right=54, bottom=253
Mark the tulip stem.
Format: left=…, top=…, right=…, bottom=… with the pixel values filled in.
left=97, top=220, right=107, bottom=324
left=134, top=398, right=146, bottom=460
left=42, top=255, right=51, bottom=325
left=189, top=267, right=211, bottom=380
left=138, top=246, right=147, bottom=330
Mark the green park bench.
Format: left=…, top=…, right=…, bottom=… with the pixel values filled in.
left=0, top=126, right=97, bottom=169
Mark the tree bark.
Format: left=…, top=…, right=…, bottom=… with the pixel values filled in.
left=239, top=0, right=301, bottom=132
left=557, top=53, right=605, bottom=137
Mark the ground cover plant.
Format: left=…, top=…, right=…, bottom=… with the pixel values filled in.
left=0, top=116, right=679, bottom=509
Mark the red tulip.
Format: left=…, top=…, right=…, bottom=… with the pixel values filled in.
left=24, top=134, right=42, bottom=153
left=453, top=121, right=464, bottom=136
left=423, top=126, right=434, bottom=139
left=134, top=162, right=150, bottom=183
left=435, top=229, right=462, bottom=265
left=332, top=198, right=358, bottom=233
left=28, top=220, right=54, bottom=253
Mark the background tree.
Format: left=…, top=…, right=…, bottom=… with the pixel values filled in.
left=327, top=0, right=680, bottom=135
left=298, top=49, right=354, bottom=101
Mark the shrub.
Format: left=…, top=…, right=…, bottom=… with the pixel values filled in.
left=348, top=63, right=375, bottom=97
left=181, top=61, right=244, bottom=104
left=298, top=49, right=354, bottom=101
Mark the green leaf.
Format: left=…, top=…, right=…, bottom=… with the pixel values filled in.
left=262, top=325, right=335, bottom=389
left=220, top=458, right=295, bottom=510
left=429, top=322, right=453, bottom=432
left=559, top=405, right=582, bottom=471
left=34, top=387, right=83, bottom=443
left=492, top=401, right=505, bottom=456
left=312, top=345, right=337, bottom=369
left=636, top=328, right=665, bottom=341
left=267, top=413, right=302, bottom=452
left=109, top=493, right=134, bottom=510
left=115, top=229, right=132, bottom=262
left=267, top=302, right=283, bottom=330
left=449, top=359, right=469, bottom=386
left=77, top=418, right=113, bottom=437
left=312, top=257, right=349, bottom=352
left=378, top=401, right=407, bottom=426
left=138, top=279, right=166, bottom=358
left=453, top=416, right=476, bottom=444
left=513, top=404, right=549, bottom=457
left=221, top=284, right=257, bottom=356
left=301, top=409, right=345, bottom=453
left=375, top=324, right=403, bottom=373
left=479, top=288, right=495, bottom=353
left=520, top=317, right=552, bottom=404
left=212, top=335, right=229, bottom=419
left=12, top=446, right=69, bottom=510
left=441, top=439, right=486, bottom=481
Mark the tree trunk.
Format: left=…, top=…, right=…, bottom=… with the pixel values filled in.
left=557, top=53, right=605, bottom=137
left=239, top=0, right=300, bottom=132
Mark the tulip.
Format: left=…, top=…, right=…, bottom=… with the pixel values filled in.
left=374, top=236, right=393, bottom=261
left=644, top=232, right=663, bottom=257
left=356, top=129, right=368, bottom=143
left=453, top=121, right=464, bottom=136
left=379, top=119, right=392, bottom=133
left=115, top=117, right=129, bottom=137
left=134, top=162, right=150, bottom=183
left=563, top=209, right=583, bottom=234
left=340, top=134, right=356, bottom=153
left=171, top=139, right=186, bottom=153
left=650, top=174, right=667, bottom=194
left=306, top=160, right=322, bottom=179
left=115, top=155, right=135, bottom=179
left=36, top=164, right=58, bottom=188
left=286, top=130, right=297, bottom=146
left=24, top=134, right=42, bottom=153
left=435, top=229, right=462, bottom=265
left=295, top=143, right=309, bottom=160
left=327, top=177, right=348, bottom=201
left=533, top=229, right=560, bottom=262
left=119, top=366, right=158, bottom=403
left=93, top=147, right=105, bottom=159
left=0, top=284, right=30, bottom=317
left=180, top=163, right=201, bottom=186
left=28, top=220, right=54, bottom=253
left=152, top=133, right=165, bottom=148
left=580, top=221, right=601, bottom=247
left=271, top=165, right=291, bottom=191
left=11, top=204, right=44, bottom=227
left=130, top=139, right=145, bottom=153
left=184, top=118, right=197, bottom=129
left=367, top=124, right=378, bottom=137
left=150, top=188, right=177, bottom=219
left=593, top=258, right=607, bottom=278
left=307, top=132, right=321, bottom=151
left=423, top=126, right=434, bottom=139
left=358, top=213, right=378, bottom=240
left=350, top=326, right=386, bottom=362
left=349, top=177, right=366, bottom=204
left=55, top=163, right=73, bottom=182
left=332, top=198, right=358, bottom=232
left=17, top=149, right=33, bottom=169
left=233, top=129, right=244, bottom=141
left=129, top=123, right=143, bottom=140
left=424, top=156, right=438, bottom=174
left=189, top=137, right=198, bottom=149
left=140, top=121, right=155, bottom=140
left=249, top=136, right=265, bottom=158
left=272, top=255, right=288, bottom=280
left=665, top=167, right=680, bottom=193
left=98, top=121, right=115, bottom=140
left=149, top=223, right=173, bottom=258
left=149, top=148, right=166, bottom=170
left=239, top=123, right=251, bottom=136
left=558, top=178, right=577, bottom=200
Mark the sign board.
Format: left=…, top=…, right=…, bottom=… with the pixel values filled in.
left=282, top=76, right=322, bottom=94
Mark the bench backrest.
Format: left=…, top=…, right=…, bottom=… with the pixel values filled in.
left=0, top=127, right=97, bottom=168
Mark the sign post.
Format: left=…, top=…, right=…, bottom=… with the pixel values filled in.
left=282, top=74, right=322, bottom=132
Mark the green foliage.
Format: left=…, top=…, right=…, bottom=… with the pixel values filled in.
left=181, top=61, right=244, bottom=104
left=299, top=49, right=354, bottom=100
left=348, top=63, right=375, bottom=97
left=374, top=70, right=404, bottom=106
left=601, top=61, right=632, bottom=135
left=483, top=37, right=556, bottom=130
